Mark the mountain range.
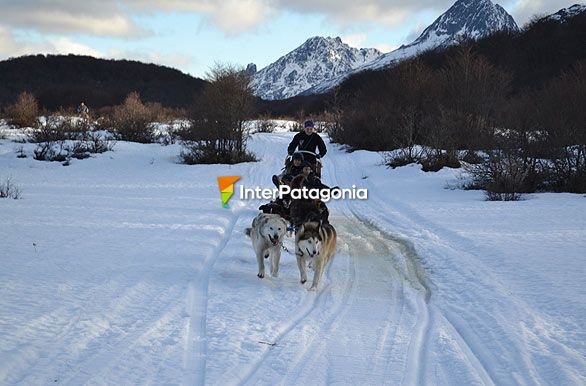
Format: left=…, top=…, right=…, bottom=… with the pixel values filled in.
left=252, top=0, right=520, bottom=99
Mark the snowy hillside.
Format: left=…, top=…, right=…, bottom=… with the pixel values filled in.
left=250, top=37, right=381, bottom=100
left=1, top=125, right=586, bottom=384
left=304, top=0, right=519, bottom=95
left=545, top=3, right=586, bottom=22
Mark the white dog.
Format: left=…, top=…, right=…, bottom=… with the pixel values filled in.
left=245, top=213, right=288, bottom=278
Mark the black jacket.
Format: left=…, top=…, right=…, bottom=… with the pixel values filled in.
left=287, top=132, right=327, bottom=163
left=282, top=164, right=305, bottom=182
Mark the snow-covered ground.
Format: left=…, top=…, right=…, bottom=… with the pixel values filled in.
left=1, top=128, right=585, bottom=385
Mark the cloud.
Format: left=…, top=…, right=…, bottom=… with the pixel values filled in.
left=0, top=1, right=146, bottom=37
left=404, top=21, right=427, bottom=43
left=373, top=43, right=398, bottom=53
left=0, top=0, right=277, bottom=38
left=275, top=0, right=453, bottom=28
left=0, top=26, right=104, bottom=58
left=342, top=34, right=368, bottom=48
left=0, top=0, right=456, bottom=38
left=209, top=0, right=277, bottom=35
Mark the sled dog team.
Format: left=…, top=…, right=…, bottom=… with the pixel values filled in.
left=245, top=213, right=337, bottom=291
left=245, top=120, right=337, bottom=291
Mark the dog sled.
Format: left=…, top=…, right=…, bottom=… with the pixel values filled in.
left=260, top=150, right=332, bottom=233
left=284, top=150, right=322, bottom=178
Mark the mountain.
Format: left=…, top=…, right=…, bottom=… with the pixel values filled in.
left=0, top=54, right=207, bottom=110
left=250, top=36, right=382, bottom=100
left=303, top=0, right=519, bottom=95
left=545, top=3, right=586, bottom=22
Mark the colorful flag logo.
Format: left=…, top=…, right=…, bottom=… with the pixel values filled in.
left=217, top=176, right=240, bottom=208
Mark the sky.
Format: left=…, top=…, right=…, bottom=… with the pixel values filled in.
left=0, top=0, right=581, bottom=79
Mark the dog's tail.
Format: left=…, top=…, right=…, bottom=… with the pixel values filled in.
left=245, top=227, right=252, bottom=237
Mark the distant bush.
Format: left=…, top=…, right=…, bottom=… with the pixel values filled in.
left=110, top=92, right=157, bottom=143
left=31, top=116, right=114, bottom=162
left=0, top=177, right=22, bottom=199
left=289, top=122, right=302, bottom=132
left=465, top=150, right=529, bottom=201
left=29, top=116, right=69, bottom=144
left=180, top=141, right=257, bottom=164
left=254, top=116, right=276, bottom=133
left=7, top=91, right=39, bottom=128
left=383, top=147, right=425, bottom=169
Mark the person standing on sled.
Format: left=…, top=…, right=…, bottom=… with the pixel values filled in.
left=287, top=120, right=327, bottom=178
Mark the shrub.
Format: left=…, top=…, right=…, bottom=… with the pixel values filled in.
left=110, top=92, right=157, bottom=143
left=180, top=141, right=257, bottom=164
left=0, top=177, right=22, bottom=199
left=255, top=117, right=276, bottom=133
left=7, top=91, right=39, bottom=128
left=30, top=116, right=115, bottom=162
left=383, top=147, right=424, bottom=169
left=465, top=150, right=529, bottom=201
left=29, top=116, right=69, bottom=143
left=289, top=122, right=302, bottom=132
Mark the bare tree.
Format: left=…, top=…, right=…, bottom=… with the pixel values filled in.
left=183, top=63, right=256, bottom=164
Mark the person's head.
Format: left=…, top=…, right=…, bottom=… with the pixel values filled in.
left=292, top=152, right=303, bottom=166
left=301, top=162, right=312, bottom=176
left=303, top=120, right=314, bottom=135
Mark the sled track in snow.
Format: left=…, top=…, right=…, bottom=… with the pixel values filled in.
left=329, top=150, right=500, bottom=385
left=184, top=212, right=241, bottom=386
left=234, top=242, right=358, bottom=386
left=328, top=154, right=434, bottom=386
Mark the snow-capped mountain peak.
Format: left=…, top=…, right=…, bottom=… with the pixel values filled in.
left=407, top=0, right=518, bottom=51
left=303, top=0, right=518, bottom=96
left=250, top=36, right=382, bottom=100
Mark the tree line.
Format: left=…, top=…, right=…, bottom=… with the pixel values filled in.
left=0, top=54, right=207, bottom=110
left=328, top=12, right=586, bottom=197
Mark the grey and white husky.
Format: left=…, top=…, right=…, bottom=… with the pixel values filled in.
left=295, top=222, right=337, bottom=290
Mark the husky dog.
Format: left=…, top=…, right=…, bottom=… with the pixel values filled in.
left=245, top=213, right=288, bottom=279
left=295, top=222, right=337, bottom=290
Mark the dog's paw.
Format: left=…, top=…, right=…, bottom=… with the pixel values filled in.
left=308, top=286, right=318, bottom=291
left=257, top=273, right=264, bottom=279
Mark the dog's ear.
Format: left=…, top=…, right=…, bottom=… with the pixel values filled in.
left=260, top=216, right=269, bottom=227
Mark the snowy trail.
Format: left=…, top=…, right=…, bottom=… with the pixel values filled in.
left=201, top=133, right=439, bottom=385
left=2, top=129, right=585, bottom=385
